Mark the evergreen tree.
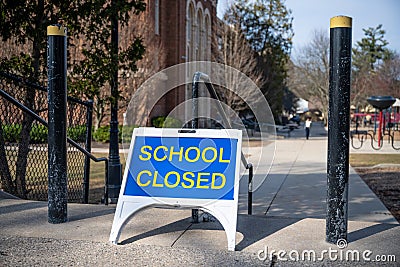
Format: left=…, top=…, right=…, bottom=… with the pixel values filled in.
left=351, top=24, right=393, bottom=106
left=218, top=4, right=265, bottom=113
left=224, top=0, right=293, bottom=118
left=352, top=24, right=391, bottom=72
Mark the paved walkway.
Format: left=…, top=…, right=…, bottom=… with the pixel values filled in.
left=241, top=138, right=398, bottom=223
left=1, top=122, right=399, bottom=266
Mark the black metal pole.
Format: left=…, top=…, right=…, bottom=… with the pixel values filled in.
left=83, top=100, right=94, bottom=204
left=191, top=72, right=200, bottom=129
left=47, top=25, right=68, bottom=224
left=199, top=72, right=254, bottom=214
left=108, top=0, right=122, bottom=204
left=191, top=72, right=201, bottom=223
left=326, top=16, right=352, bottom=244
left=247, top=163, right=253, bottom=215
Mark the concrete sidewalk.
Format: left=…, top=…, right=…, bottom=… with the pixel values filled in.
left=1, top=123, right=399, bottom=266
left=245, top=138, right=398, bottom=223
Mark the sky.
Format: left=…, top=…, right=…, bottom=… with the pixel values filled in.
left=217, top=0, right=400, bottom=57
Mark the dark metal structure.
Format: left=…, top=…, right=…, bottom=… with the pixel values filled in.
left=47, top=25, right=68, bottom=223
left=350, top=96, right=399, bottom=150
left=191, top=72, right=254, bottom=216
left=326, top=16, right=352, bottom=244
left=0, top=72, right=109, bottom=206
left=0, top=70, right=96, bottom=203
left=107, top=0, right=123, bottom=204
left=350, top=127, right=400, bottom=150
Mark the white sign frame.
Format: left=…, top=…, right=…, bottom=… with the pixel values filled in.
left=109, top=127, right=242, bottom=251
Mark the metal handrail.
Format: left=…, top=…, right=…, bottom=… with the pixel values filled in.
left=0, top=71, right=92, bottom=107
left=191, top=71, right=254, bottom=215
left=0, top=88, right=109, bottom=203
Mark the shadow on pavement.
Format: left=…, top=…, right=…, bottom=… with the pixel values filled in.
left=348, top=223, right=399, bottom=243
left=119, top=210, right=301, bottom=252
left=68, top=208, right=116, bottom=222
left=120, top=216, right=192, bottom=245
left=235, top=215, right=300, bottom=251
left=0, top=200, right=46, bottom=215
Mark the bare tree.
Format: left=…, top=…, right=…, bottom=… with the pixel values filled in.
left=288, top=29, right=329, bottom=124
left=119, top=12, right=166, bottom=115
left=351, top=24, right=397, bottom=109
left=215, top=19, right=264, bottom=114
left=351, top=53, right=400, bottom=110
left=376, top=52, right=400, bottom=97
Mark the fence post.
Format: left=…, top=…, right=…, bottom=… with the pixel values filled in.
left=83, top=100, right=94, bottom=204
left=326, top=16, right=352, bottom=244
left=47, top=25, right=68, bottom=223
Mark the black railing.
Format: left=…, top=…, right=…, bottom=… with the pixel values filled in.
left=191, top=72, right=255, bottom=215
left=0, top=71, right=107, bottom=203
left=350, top=110, right=400, bottom=150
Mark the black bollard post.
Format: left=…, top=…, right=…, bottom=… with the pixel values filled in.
left=107, top=0, right=122, bottom=204
left=326, top=16, right=352, bottom=244
left=47, top=25, right=68, bottom=224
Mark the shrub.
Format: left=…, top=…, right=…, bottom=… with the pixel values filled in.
left=2, top=124, right=90, bottom=144
left=1, top=124, right=21, bottom=143
left=67, top=125, right=87, bottom=142
left=93, top=125, right=110, bottom=143
left=121, top=125, right=137, bottom=144
left=151, top=116, right=182, bottom=128
left=29, top=124, right=48, bottom=144
left=1, top=123, right=48, bottom=144
left=93, top=125, right=123, bottom=143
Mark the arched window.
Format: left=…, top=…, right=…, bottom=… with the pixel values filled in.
left=186, top=0, right=197, bottom=117
left=204, top=12, right=211, bottom=61
left=192, top=5, right=197, bottom=61
left=186, top=2, right=195, bottom=61
left=196, top=8, right=203, bottom=61
left=155, top=0, right=160, bottom=35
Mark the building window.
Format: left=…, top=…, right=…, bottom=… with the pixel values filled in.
left=187, top=2, right=195, bottom=62
left=196, top=8, right=203, bottom=60
left=155, top=0, right=160, bottom=35
left=204, top=13, right=211, bottom=61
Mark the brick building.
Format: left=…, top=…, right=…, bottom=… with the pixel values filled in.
left=141, top=0, right=217, bottom=121
left=0, top=1, right=218, bottom=127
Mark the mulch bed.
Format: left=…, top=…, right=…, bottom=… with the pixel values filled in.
left=355, top=167, right=400, bottom=223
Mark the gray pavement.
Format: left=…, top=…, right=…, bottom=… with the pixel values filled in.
left=1, top=122, right=399, bottom=266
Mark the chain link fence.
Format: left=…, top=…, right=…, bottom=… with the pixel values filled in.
left=0, top=71, right=93, bottom=203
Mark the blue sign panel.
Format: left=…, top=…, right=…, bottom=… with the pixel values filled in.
left=124, top=136, right=238, bottom=200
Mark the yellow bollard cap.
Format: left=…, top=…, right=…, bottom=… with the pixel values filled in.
left=330, top=16, right=352, bottom=28
left=47, top=25, right=67, bottom=36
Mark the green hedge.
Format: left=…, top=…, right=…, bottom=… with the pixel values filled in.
left=1, top=124, right=21, bottom=143
left=1, top=124, right=48, bottom=143
left=92, top=125, right=116, bottom=143
left=121, top=125, right=137, bottom=143
left=29, top=124, right=48, bottom=143
left=1, top=123, right=139, bottom=144
left=92, top=125, right=138, bottom=143
left=1, top=124, right=88, bottom=144
left=151, top=116, right=182, bottom=128
left=67, top=125, right=87, bottom=142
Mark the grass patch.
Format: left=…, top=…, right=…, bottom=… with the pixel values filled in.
left=88, top=153, right=126, bottom=204
left=2, top=148, right=88, bottom=201
left=350, top=153, right=400, bottom=167
left=1, top=149, right=125, bottom=203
